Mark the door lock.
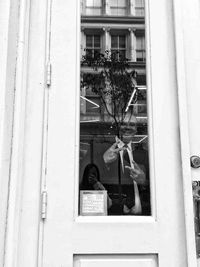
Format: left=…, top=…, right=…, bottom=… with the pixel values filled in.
left=191, top=156, right=200, bottom=168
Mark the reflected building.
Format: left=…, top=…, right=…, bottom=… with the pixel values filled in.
left=80, top=0, right=147, bottom=129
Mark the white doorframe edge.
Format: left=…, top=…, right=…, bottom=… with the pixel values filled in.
left=0, top=0, right=19, bottom=266
left=3, top=0, right=31, bottom=266
left=173, top=0, right=197, bottom=266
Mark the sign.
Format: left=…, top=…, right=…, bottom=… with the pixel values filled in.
left=80, top=190, right=107, bottom=216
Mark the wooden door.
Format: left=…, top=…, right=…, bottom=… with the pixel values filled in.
left=39, top=0, right=194, bottom=266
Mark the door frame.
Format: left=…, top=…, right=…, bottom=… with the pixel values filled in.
left=0, top=0, right=21, bottom=266
left=1, top=0, right=197, bottom=266
left=2, top=0, right=49, bottom=266
left=173, top=0, right=197, bottom=265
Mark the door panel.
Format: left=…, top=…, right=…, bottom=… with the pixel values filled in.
left=74, top=255, right=157, bottom=267
left=41, top=0, right=188, bottom=266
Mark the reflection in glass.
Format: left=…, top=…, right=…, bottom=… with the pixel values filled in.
left=135, top=0, right=145, bottom=16
left=192, top=181, right=200, bottom=258
left=110, top=0, right=128, bottom=16
left=79, top=0, right=150, bottom=216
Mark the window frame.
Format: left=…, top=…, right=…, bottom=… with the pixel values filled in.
left=85, top=0, right=103, bottom=16
left=85, top=34, right=101, bottom=58
left=109, top=0, right=128, bottom=16
left=111, top=34, right=127, bottom=60
left=136, top=35, right=146, bottom=62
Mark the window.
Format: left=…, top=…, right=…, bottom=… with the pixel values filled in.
left=136, top=36, right=145, bottom=62
left=135, top=0, right=145, bottom=16
left=110, top=0, right=127, bottom=16
left=111, top=35, right=126, bottom=60
left=133, top=87, right=147, bottom=117
left=86, top=35, right=101, bottom=58
left=80, top=86, right=101, bottom=115
left=80, top=0, right=150, bottom=217
left=85, top=0, right=102, bottom=15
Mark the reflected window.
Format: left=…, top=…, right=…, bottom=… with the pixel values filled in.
left=85, top=0, right=102, bottom=15
left=110, top=0, right=128, bottom=16
left=135, top=0, right=145, bottom=16
left=111, top=34, right=126, bottom=60
left=136, top=36, right=146, bottom=62
left=86, top=35, right=101, bottom=58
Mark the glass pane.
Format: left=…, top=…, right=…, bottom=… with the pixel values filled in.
left=119, top=36, right=126, bottom=48
left=135, top=8, right=145, bottom=16
left=117, top=8, right=126, bottom=16
left=136, top=37, right=142, bottom=49
left=110, top=0, right=127, bottom=7
left=86, top=7, right=101, bottom=15
left=86, top=0, right=94, bottom=6
left=80, top=0, right=149, bottom=216
left=110, top=0, right=127, bottom=15
left=135, top=0, right=143, bottom=7
left=135, top=0, right=144, bottom=16
left=85, top=8, right=93, bottom=15
left=136, top=51, right=142, bottom=60
left=110, top=8, right=118, bottom=16
left=118, top=0, right=127, bottom=7
left=86, top=49, right=93, bottom=58
left=119, top=49, right=126, bottom=59
left=111, top=36, right=118, bottom=48
left=94, top=49, right=101, bottom=58
left=86, top=35, right=93, bottom=47
left=110, top=8, right=126, bottom=16
left=93, top=0, right=102, bottom=7
left=94, top=36, right=100, bottom=47
left=86, top=97, right=101, bottom=113
left=110, top=0, right=118, bottom=7
left=86, top=0, right=102, bottom=7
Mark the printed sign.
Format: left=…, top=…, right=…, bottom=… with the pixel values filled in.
left=80, top=190, right=107, bottom=216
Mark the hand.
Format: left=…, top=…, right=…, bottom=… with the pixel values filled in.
left=125, top=161, right=146, bottom=185
left=88, top=174, right=98, bottom=185
left=110, top=141, right=124, bottom=153
left=115, top=136, right=124, bottom=148
left=103, top=141, right=125, bottom=164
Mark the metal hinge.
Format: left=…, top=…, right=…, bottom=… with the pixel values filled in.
left=41, top=191, right=48, bottom=220
left=46, top=61, right=51, bottom=86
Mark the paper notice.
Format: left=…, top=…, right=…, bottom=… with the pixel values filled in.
left=80, top=191, right=107, bottom=216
